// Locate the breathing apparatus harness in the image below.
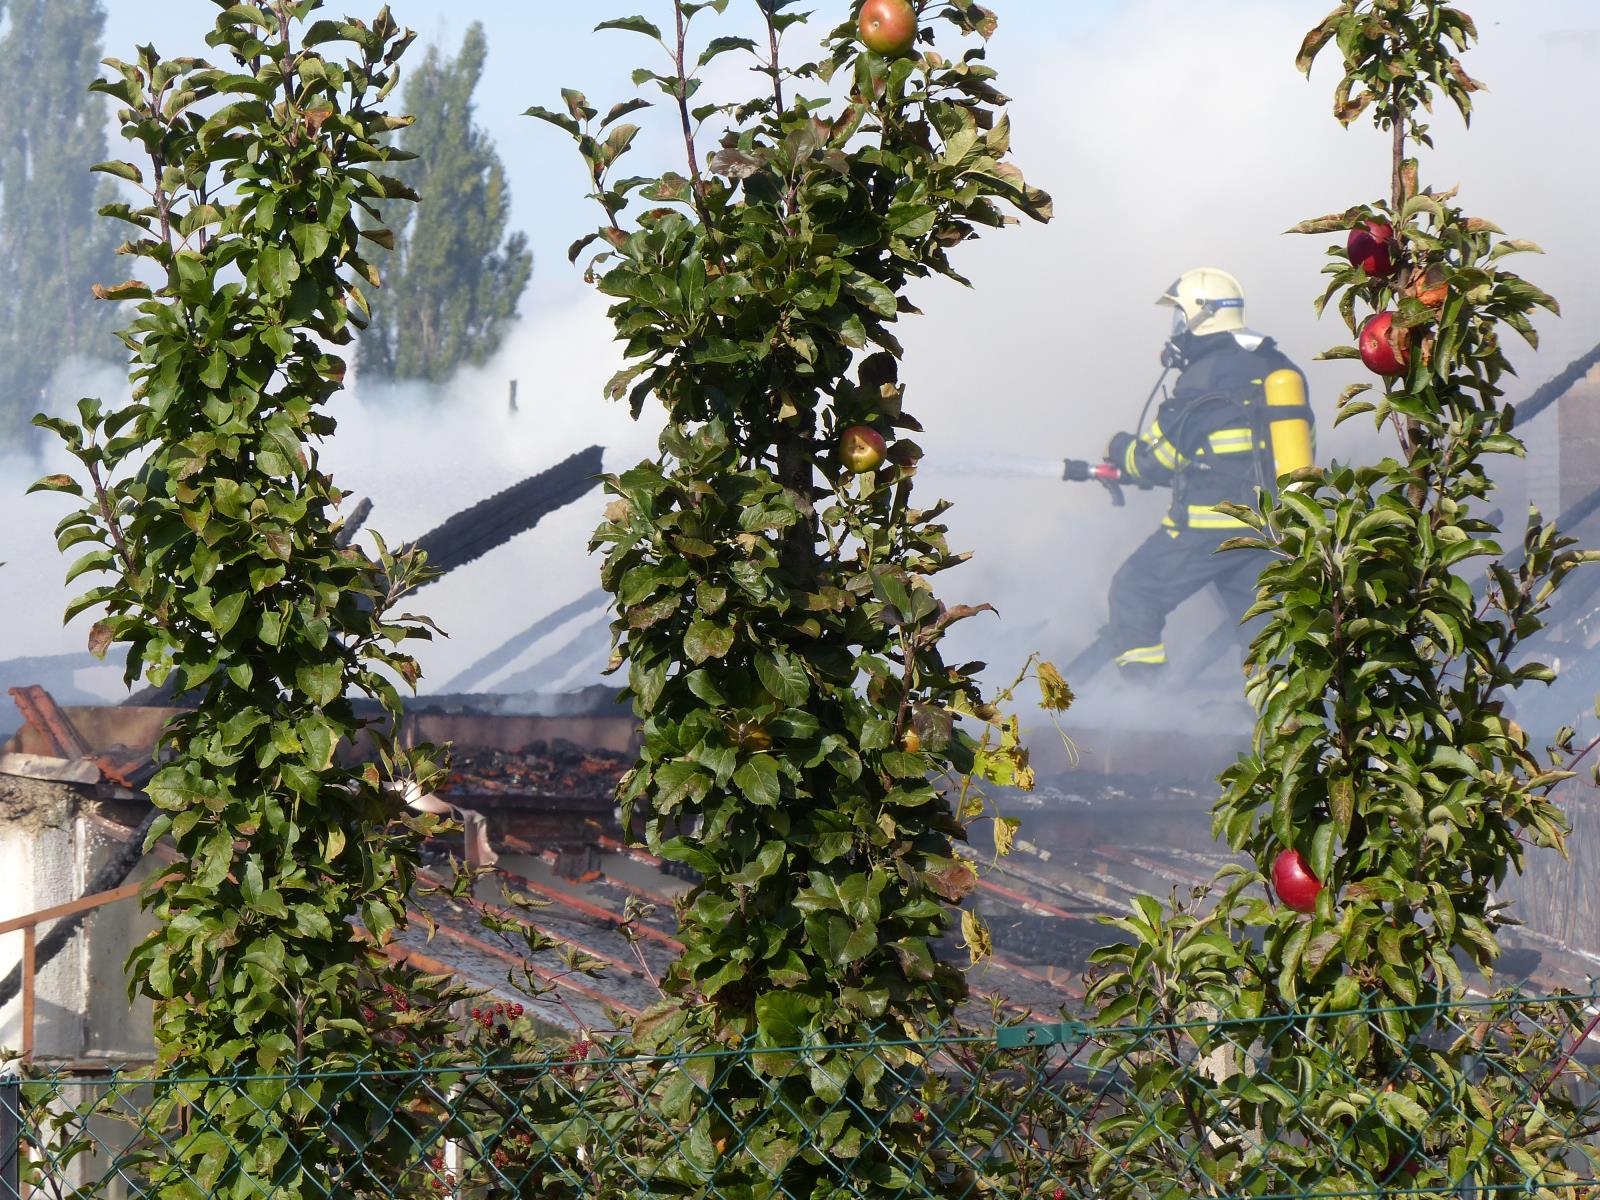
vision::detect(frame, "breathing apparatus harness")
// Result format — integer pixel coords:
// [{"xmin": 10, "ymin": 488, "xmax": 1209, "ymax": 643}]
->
[
  {"xmin": 1063, "ymin": 304, "xmax": 1314, "ymax": 517},
  {"xmin": 1134, "ymin": 332, "xmax": 1315, "ymax": 531}
]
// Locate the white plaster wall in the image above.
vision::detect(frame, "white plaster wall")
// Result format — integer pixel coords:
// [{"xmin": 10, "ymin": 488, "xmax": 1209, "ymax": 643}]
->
[{"xmin": 0, "ymin": 789, "xmax": 88, "ymax": 1060}]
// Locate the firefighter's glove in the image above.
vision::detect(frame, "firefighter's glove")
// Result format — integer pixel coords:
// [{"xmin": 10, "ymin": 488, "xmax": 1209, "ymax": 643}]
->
[{"xmin": 1105, "ymin": 432, "xmax": 1135, "ymax": 468}]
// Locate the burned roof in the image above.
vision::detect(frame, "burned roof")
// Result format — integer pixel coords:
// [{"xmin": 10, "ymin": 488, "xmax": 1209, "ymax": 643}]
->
[{"xmin": 6, "ymin": 684, "xmax": 1599, "ymax": 1040}]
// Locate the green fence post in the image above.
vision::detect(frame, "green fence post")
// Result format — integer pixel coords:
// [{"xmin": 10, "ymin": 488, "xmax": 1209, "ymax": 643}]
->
[{"xmin": 0, "ymin": 1077, "xmax": 19, "ymax": 1199}]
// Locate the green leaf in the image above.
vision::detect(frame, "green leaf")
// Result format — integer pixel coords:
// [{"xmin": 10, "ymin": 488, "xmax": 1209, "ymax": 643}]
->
[
  {"xmin": 595, "ymin": 16, "xmax": 663, "ymax": 39},
  {"xmin": 294, "ymin": 661, "xmax": 342, "ymax": 707},
  {"xmin": 756, "ymin": 652, "xmax": 809, "ymax": 705},
  {"xmin": 733, "ymin": 756, "xmax": 781, "ymax": 807},
  {"xmin": 90, "ymin": 159, "xmax": 143, "ymax": 183},
  {"xmin": 726, "ymin": 839, "xmax": 785, "ymax": 885},
  {"xmin": 698, "ymin": 35, "xmax": 756, "ymax": 69},
  {"xmin": 523, "ymin": 104, "xmax": 581, "ymax": 136},
  {"xmin": 64, "ymin": 548, "xmax": 114, "ymax": 584},
  {"xmin": 654, "ymin": 761, "xmax": 709, "ymax": 813},
  {"xmin": 754, "ymin": 990, "xmax": 816, "ymax": 1047},
  {"xmin": 684, "ymin": 617, "xmax": 735, "ymax": 663}
]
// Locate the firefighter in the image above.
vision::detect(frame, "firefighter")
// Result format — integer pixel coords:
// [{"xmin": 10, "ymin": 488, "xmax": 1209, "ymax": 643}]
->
[{"xmin": 1090, "ymin": 268, "xmax": 1313, "ymax": 681}]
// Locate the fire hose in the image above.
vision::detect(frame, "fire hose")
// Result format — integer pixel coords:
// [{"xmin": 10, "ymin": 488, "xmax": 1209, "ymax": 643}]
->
[{"xmin": 1062, "ymin": 459, "xmax": 1154, "ymax": 507}]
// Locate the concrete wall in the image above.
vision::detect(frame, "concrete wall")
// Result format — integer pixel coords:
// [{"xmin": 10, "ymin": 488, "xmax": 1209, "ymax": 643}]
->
[
  {"xmin": 0, "ymin": 775, "xmax": 88, "ymax": 1059},
  {"xmin": 80, "ymin": 820, "xmax": 157, "ymax": 1061},
  {"xmin": 0, "ymin": 777, "xmax": 153, "ymax": 1063}
]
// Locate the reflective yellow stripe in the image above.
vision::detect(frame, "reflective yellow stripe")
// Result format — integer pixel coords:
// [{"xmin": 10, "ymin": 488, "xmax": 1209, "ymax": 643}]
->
[
  {"xmin": 1116, "ymin": 644, "xmax": 1168, "ymax": 667},
  {"xmin": 1185, "ymin": 504, "xmax": 1250, "ymax": 529},
  {"xmin": 1206, "ymin": 427, "xmax": 1258, "ymax": 454},
  {"xmin": 1142, "ymin": 421, "xmax": 1183, "ymax": 470},
  {"xmin": 1163, "ymin": 504, "xmax": 1251, "ymax": 531}
]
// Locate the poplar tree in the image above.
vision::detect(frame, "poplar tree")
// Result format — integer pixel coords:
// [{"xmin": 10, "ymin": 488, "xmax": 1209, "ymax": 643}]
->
[
  {"xmin": 357, "ymin": 21, "xmax": 532, "ymax": 384},
  {"xmin": 0, "ymin": 0, "xmax": 121, "ymax": 439}
]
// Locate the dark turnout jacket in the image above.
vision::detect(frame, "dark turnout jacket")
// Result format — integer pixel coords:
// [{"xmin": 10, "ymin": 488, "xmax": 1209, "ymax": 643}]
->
[{"xmin": 1117, "ymin": 331, "xmax": 1309, "ymax": 533}]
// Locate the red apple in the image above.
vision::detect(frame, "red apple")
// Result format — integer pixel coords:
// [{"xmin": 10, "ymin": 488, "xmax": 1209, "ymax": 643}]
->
[
  {"xmin": 1358, "ymin": 312, "xmax": 1410, "ymax": 377},
  {"xmin": 1347, "ymin": 220, "xmax": 1398, "ymax": 278},
  {"xmin": 1384, "ymin": 1151, "xmax": 1423, "ymax": 1180},
  {"xmin": 737, "ymin": 724, "xmax": 773, "ymax": 753},
  {"xmin": 1271, "ymin": 849, "xmax": 1323, "ymax": 913},
  {"xmin": 858, "ymin": 0, "xmax": 918, "ymax": 57},
  {"xmin": 839, "ymin": 425, "xmax": 887, "ymax": 473}
]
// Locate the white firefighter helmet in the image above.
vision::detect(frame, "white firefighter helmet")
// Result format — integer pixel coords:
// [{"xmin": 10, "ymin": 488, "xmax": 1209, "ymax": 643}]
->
[{"xmin": 1157, "ymin": 268, "xmax": 1247, "ymax": 338}]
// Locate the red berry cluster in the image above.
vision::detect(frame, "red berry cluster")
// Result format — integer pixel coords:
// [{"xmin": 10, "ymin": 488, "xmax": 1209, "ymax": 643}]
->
[
  {"xmin": 489, "ymin": 1130, "xmax": 540, "ymax": 1171},
  {"xmin": 381, "ymin": 982, "xmax": 413, "ymax": 1014},
  {"xmin": 469, "ymin": 1000, "xmax": 525, "ymax": 1041},
  {"xmin": 360, "ymin": 985, "xmax": 416, "ymax": 1024},
  {"xmin": 426, "ymin": 1151, "xmax": 456, "ymax": 1193},
  {"xmin": 557, "ymin": 1038, "xmax": 594, "ymax": 1076}
]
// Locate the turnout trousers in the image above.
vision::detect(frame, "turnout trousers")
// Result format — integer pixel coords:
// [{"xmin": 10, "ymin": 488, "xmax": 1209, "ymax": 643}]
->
[{"xmin": 1104, "ymin": 528, "xmax": 1263, "ymax": 671}]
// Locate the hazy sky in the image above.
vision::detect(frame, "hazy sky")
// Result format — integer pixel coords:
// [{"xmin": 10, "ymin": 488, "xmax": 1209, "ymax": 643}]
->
[
  {"xmin": 95, "ymin": 1, "xmax": 1598, "ymax": 323},
  {"xmin": 98, "ymin": 1, "xmax": 1129, "ymax": 285},
  {"xmin": 7, "ymin": 1, "xmax": 1599, "ymax": 721}
]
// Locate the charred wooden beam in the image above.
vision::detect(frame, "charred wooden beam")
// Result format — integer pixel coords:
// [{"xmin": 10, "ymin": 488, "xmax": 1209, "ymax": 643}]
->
[{"xmin": 1513, "ymin": 339, "xmax": 1600, "ymax": 429}]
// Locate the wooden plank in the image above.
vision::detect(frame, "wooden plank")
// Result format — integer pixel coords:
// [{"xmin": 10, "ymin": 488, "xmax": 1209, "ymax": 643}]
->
[
  {"xmin": 0, "ymin": 753, "xmax": 100, "ymax": 786},
  {"xmin": 0, "ymin": 880, "xmax": 144, "ymax": 938}
]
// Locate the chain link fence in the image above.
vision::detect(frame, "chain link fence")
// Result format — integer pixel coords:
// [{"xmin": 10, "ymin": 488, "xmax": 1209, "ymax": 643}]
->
[{"xmin": 7, "ymin": 991, "xmax": 1599, "ymax": 1199}]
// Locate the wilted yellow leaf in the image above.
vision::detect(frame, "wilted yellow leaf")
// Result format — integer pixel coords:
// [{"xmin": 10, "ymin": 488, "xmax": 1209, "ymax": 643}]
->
[
  {"xmin": 1036, "ymin": 660, "xmax": 1075, "ymax": 713},
  {"xmin": 993, "ymin": 816, "xmax": 1020, "ymax": 859},
  {"xmin": 960, "ymin": 909, "xmax": 992, "ymax": 964}
]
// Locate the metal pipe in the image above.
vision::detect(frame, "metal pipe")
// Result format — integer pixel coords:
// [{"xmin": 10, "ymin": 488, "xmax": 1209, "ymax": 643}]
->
[{"xmin": 20, "ymin": 931, "xmax": 34, "ymax": 1063}]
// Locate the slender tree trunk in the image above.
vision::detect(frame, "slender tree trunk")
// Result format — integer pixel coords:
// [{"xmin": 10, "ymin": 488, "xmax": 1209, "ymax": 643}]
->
[{"xmin": 776, "ymin": 401, "xmax": 818, "ymax": 587}]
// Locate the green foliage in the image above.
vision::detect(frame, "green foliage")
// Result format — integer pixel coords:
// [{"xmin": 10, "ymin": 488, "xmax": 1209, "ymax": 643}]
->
[
  {"xmin": 0, "ymin": 0, "xmax": 123, "ymax": 441},
  {"xmin": 532, "ymin": 0, "xmax": 1049, "ymax": 1191},
  {"xmin": 357, "ymin": 21, "xmax": 533, "ymax": 384},
  {"xmin": 1216, "ymin": 0, "xmax": 1583, "ymax": 1005},
  {"xmin": 1298, "ymin": 0, "xmax": 1483, "ymax": 133},
  {"xmin": 32, "ymin": 2, "xmax": 460, "ymax": 1193},
  {"xmin": 1085, "ymin": 2, "xmax": 1598, "ymax": 1194}
]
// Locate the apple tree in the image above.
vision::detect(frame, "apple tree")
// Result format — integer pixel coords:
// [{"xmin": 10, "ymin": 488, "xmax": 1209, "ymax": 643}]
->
[
  {"xmin": 31, "ymin": 2, "xmax": 460, "ymax": 1194},
  {"xmin": 1084, "ymin": 3, "xmax": 1599, "ymax": 1195},
  {"xmin": 530, "ymin": 0, "xmax": 1052, "ymax": 1190}
]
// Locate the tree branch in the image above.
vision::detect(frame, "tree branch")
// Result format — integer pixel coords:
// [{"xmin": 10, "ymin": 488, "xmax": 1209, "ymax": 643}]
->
[
  {"xmin": 764, "ymin": 3, "xmax": 784, "ymax": 114},
  {"xmin": 673, "ymin": 1, "xmax": 713, "ymax": 231}
]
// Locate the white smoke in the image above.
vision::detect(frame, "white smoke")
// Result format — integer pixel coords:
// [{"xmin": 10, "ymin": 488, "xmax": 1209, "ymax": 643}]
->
[
  {"xmin": 321, "ymin": 280, "xmax": 650, "ymax": 692},
  {"xmin": 887, "ymin": 1, "xmax": 1600, "ymax": 726}
]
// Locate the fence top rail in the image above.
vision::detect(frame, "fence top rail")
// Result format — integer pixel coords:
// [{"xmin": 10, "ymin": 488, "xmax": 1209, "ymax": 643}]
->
[
  {"xmin": 1080, "ymin": 986, "xmax": 1600, "ymax": 1040},
  {"xmin": 10, "ymin": 989, "xmax": 1598, "ymax": 1089}
]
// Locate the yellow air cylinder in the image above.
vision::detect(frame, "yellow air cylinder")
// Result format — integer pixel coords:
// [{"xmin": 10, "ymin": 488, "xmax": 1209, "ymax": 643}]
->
[{"xmin": 1264, "ymin": 369, "xmax": 1313, "ymax": 478}]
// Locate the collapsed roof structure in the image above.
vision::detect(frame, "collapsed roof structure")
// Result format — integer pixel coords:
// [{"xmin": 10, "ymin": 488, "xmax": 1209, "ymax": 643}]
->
[{"xmin": 3, "ymin": 680, "xmax": 1595, "ymax": 1062}]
